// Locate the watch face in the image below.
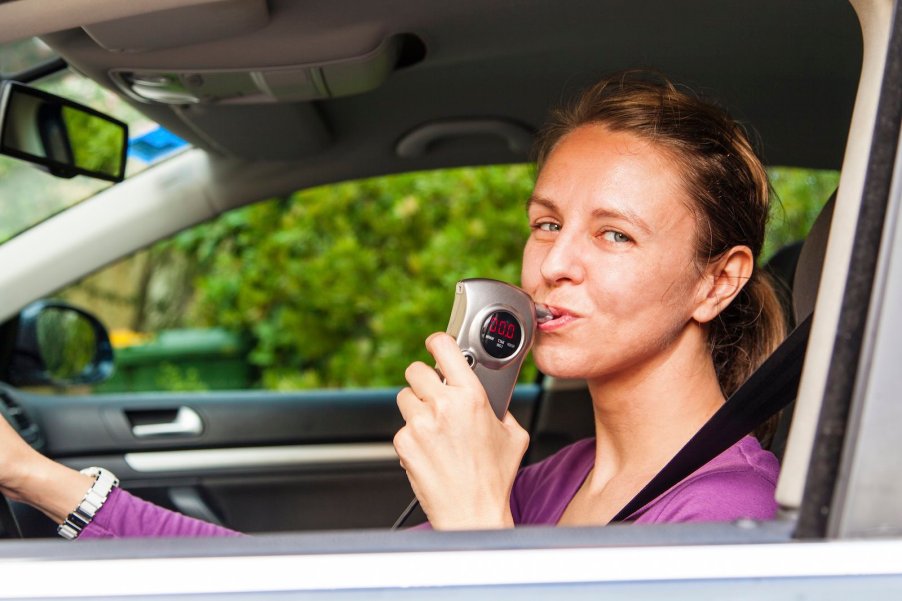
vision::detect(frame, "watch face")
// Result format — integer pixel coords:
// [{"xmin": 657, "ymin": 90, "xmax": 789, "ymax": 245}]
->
[{"xmin": 480, "ymin": 310, "xmax": 522, "ymax": 359}]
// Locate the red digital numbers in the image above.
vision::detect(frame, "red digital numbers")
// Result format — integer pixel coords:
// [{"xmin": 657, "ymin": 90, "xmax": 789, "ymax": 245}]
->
[{"xmin": 488, "ymin": 315, "xmax": 516, "ymax": 340}]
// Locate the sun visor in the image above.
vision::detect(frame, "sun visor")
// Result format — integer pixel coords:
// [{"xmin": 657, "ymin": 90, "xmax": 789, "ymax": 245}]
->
[
  {"xmin": 82, "ymin": 0, "xmax": 270, "ymax": 53},
  {"xmin": 174, "ymin": 102, "xmax": 331, "ymax": 161}
]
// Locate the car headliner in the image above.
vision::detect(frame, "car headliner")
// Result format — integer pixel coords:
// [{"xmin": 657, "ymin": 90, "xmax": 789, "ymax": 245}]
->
[{"xmin": 7, "ymin": 0, "xmax": 862, "ymax": 194}]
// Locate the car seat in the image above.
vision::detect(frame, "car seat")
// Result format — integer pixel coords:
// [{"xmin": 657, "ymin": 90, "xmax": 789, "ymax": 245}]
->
[{"xmin": 767, "ymin": 191, "xmax": 836, "ymax": 460}]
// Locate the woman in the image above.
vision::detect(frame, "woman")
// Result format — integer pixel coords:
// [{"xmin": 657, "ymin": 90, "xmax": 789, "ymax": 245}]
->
[
  {"xmin": 0, "ymin": 71, "xmax": 784, "ymax": 537},
  {"xmin": 394, "ymin": 71, "xmax": 784, "ymax": 529}
]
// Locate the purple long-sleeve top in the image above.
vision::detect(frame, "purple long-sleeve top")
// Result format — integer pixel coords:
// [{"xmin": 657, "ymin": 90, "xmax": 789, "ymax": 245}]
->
[{"xmin": 80, "ymin": 435, "xmax": 778, "ymax": 538}]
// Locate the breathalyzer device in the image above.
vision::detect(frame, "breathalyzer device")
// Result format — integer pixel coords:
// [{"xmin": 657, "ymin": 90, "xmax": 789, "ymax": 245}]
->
[{"xmin": 443, "ymin": 278, "xmax": 549, "ymax": 418}]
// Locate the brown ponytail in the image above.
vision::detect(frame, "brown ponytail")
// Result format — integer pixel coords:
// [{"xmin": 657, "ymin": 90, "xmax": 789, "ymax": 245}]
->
[{"xmin": 535, "ymin": 70, "xmax": 787, "ymax": 444}]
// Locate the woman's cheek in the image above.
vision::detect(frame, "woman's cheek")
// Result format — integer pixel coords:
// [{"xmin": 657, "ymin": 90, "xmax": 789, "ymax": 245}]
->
[
  {"xmin": 589, "ymin": 265, "xmax": 639, "ymax": 315},
  {"xmin": 520, "ymin": 242, "xmax": 543, "ymax": 292}
]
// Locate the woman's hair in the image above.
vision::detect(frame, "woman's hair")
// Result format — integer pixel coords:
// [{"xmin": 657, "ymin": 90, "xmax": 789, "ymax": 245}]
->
[{"xmin": 535, "ymin": 70, "xmax": 787, "ymax": 443}]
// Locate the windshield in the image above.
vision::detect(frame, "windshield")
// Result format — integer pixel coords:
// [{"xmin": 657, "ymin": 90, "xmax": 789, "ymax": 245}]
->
[
  {"xmin": 0, "ymin": 37, "xmax": 58, "ymax": 77},
  {"xmin": 0, "ymin": 40, "xmax": 185, "ymax": 243}
]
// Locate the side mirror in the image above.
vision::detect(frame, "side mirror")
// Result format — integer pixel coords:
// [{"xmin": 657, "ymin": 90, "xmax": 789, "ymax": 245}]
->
[
  {"xmin": 7, "ymin": 300, "xmax": 114, "ymax": 387},
  {"xmin": 0, "ymin": 81, "xmax": 128, "ymax": 182}
]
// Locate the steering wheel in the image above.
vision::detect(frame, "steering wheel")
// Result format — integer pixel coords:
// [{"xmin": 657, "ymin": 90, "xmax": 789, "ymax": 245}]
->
[
  {"xmin": 0, "ymin": 494, "xmax": 22, "ymax": 538},
  {"xmin": 0, "ymin": 400, "xmax": 25, "ymax": 539}
]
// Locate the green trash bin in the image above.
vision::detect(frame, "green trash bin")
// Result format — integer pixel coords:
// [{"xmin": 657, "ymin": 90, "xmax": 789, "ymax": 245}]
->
[{"xmin": 98, "ymin": 328, "xmax": 252, "ymax": 393}]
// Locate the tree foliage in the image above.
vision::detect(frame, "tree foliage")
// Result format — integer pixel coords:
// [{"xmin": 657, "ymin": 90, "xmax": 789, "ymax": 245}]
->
[
  {"xmin": 166, "ymin": 165, "xmax": 536, "ymax": 389},
  {"xmin": 765, "ymin": 167, "xmax": 840, "ymax": 261}
]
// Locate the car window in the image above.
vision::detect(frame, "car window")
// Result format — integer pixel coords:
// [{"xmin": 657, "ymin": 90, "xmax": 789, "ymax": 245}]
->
[
  {"xmin": 40, "ymin": 164, "xmax": 838, "ymax": 395},
  {"xmin": 0, "ymin": 61, "xmax": 185, "ymax": 243},
  {"xmin": 54, "ymin": 165, "xmax": 535, "ymax": 393}
]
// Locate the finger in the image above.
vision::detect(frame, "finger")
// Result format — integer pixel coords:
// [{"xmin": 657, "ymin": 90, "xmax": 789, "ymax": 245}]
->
[
  {"xmin": 426, "ymin": 332, "xmax": 480, "ymax": 388},
  {"xmin": 396, "ymin": 386, "xmax": 426, "ymax": 422},
  {"xmin": 501, "ymin": 411, "xmax": 521, "ymax": 429},
  {"xmin": 502, "ymin": 411, "xmax": 530, "ymax": 451},
  {"xmin": 404, "ymin": 360, "xmax": 446, "ymax": 401},
  {"xmin": 501, "ymin": 410, "xmax": 528, "ymax": 435}
]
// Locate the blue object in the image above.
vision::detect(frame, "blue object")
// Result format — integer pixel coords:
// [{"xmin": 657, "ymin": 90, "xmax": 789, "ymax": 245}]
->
[{"xmin": 128, "ymin": 127, "xmax": 188, "ymax": 163}]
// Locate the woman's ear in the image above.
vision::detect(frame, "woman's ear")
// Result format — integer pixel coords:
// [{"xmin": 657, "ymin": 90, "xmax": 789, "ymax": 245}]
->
[{"xmin": 692, "ymin": 245, "xmax": 754, "ymax": 324}]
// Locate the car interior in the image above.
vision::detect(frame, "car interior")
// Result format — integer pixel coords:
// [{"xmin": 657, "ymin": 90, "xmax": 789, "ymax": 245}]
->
[{"xmin": 0, "ymin": 0, "xmax": 898, "ymax": 568}]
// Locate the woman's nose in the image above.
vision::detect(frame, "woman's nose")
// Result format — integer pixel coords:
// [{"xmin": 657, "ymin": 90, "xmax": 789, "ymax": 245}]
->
[{"xmin": 540, "ymin": 231, "xmax": 586, "ymax": 285}]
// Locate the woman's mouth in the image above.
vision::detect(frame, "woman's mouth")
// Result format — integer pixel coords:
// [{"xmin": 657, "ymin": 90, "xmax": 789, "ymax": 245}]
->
[{"xmin": 535, "ymin": 304, "xmax": 579, "ymax": 331}]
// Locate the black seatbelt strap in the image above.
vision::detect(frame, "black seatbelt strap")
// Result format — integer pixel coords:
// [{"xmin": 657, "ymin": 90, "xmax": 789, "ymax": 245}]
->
[{"xmin": 610, "ymin": 314, "xmax": 813, "ymax": 522}]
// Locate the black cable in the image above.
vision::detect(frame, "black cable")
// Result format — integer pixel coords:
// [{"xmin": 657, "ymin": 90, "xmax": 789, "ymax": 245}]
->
[{"xmin": 391, "ymin": 497, "xmax": 420, "ymax": 530}]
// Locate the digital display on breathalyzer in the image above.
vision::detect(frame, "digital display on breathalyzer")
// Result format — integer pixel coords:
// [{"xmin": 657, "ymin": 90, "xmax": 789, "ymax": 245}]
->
[{"xmin": 480, "ymin": 310, "xmax": 523, "ymax": 359}]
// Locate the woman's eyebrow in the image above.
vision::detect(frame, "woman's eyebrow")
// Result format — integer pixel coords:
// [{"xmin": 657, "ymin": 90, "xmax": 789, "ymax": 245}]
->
[{"xmin": 525, "ymin": 195, "xmax": 555, "ymax": 211}]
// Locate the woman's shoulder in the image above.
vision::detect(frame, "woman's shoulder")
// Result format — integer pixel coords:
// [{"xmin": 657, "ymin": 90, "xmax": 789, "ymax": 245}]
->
[
  {"xmin": 690, "ymin": 435, "xmax": 780, "ymax": 484},
  {"xmin": 631, "ymin": 436, "xmax": 780, "ymax": 524}
]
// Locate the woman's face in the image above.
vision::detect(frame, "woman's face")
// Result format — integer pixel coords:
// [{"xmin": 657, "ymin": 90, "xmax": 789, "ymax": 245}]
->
[{"xmin": 522, "ymin": 125, "xmax": 707, "ymax": 382}]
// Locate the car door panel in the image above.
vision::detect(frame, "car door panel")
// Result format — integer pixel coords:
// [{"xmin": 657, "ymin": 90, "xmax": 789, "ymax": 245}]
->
[{"xmin": 9, "ymin": 384, "xmax": 541, "ymax": 535}]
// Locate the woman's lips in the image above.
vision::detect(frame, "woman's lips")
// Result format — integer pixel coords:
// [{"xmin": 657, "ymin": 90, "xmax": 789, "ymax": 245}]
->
[{"xmin": 536, "ymin": 304, "xmax": 579, "ymax": 332}]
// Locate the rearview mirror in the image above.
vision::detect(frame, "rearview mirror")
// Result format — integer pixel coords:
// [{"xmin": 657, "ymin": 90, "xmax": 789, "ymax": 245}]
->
[
  {"xmin": 0, "ymin": 81, "xmax": 128, "ymax": 182},
  {"xmin": 7, "ymin": 300, "xmax": 114, "ymax": 387}
]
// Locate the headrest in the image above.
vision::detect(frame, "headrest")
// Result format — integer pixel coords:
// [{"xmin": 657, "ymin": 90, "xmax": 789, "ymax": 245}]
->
[{"xmin": 792, "ymin": 191, "xmax": 836, "ymax": 323}]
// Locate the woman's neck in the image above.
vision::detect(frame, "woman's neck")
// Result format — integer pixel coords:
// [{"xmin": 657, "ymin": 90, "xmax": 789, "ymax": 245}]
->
[{"xmin": 585, "ymin": 325, "xmax": 725, "ymax": 487}]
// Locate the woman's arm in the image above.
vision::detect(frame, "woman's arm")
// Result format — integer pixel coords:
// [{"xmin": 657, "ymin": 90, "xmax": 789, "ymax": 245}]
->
[
  {"xmin": 1, "ymin": 415, "xmax": 239, "ymax": 538},
  {"xmin": 81, "ymin": 487, "xmax": 240, "ymax": 538}
]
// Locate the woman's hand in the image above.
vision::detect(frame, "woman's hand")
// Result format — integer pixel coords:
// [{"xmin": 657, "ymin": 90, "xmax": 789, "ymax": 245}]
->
[
  {"xmin": 0, "ymin": 415, "xmax": 93, "ymax": 523},
  {"xmin": 393, "ymin": 332, "xmax": 529, "ymax": 530}
]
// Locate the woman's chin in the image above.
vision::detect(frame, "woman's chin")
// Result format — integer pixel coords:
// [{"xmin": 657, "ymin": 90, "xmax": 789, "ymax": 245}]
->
[{"xmin": 533, "ymin": 352, "xmax": 591, "ymax": 381}]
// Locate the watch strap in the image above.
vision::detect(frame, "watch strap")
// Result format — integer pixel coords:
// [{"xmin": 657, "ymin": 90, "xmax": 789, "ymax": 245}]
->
[{"xmin": 57, "ymin": 467, "xmax": 119, "ymax": 540}]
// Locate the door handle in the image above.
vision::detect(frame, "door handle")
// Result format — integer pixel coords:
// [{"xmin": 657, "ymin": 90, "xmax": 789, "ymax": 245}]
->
[{"xmin": 130, "ymin": 407, "xmax": 204, "ymax": 438}]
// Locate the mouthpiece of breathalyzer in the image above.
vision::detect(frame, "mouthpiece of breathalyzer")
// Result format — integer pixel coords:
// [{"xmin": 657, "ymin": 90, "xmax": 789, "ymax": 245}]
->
[{"xmin": 535, "ymin": 303, "xmax": 553, "ymax": 324}]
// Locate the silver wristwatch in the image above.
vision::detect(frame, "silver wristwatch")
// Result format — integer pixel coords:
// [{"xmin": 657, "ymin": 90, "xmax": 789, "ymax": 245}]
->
[{"xmin": 57, "ymin": 467, "xmax": 119, "ymax": 540}]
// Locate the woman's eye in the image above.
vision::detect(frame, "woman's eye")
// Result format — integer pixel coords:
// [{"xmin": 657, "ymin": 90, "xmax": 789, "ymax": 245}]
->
[
  {"xmin": 601, "ymin": 230, "xmax": 631, "ymax": 243},
  {"xmin": 532, "ymin": 221, "xmax": 561, "ymax": 233}
]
